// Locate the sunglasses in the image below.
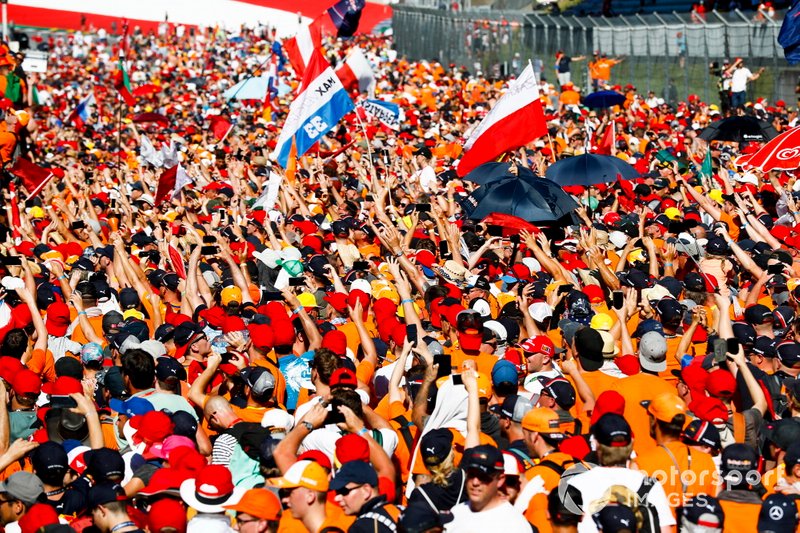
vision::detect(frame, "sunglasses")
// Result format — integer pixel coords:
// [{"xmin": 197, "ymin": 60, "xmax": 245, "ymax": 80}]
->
[{"xmin": 335, "ymin": 484, "xmax": 364, "ymax": 496}]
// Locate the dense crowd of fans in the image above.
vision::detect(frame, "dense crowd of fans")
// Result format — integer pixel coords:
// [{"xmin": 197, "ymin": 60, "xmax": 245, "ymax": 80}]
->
[{"xmin": 0, "ymin": 15, "xmax": 795, "ymax": 533}]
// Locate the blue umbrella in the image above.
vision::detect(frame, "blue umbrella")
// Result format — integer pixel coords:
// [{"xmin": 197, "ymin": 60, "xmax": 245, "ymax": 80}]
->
[
  {"xmin": 465, "ymin": 176, "xmax": 578, "ymax": 222},
  {"xmin": 223, "ymin": 75, "xmax": 273, "ymax": 100},
  {"xmin": 545, "ymin": 153, "xmax": 639, "ymax": 186},
  {"xmin": 462, "ymin": 161, "xmax": 540, "ymax": 186},
  {"xmin": 584, "ymin": 90, "xmax": 626, "ymax": 109}
]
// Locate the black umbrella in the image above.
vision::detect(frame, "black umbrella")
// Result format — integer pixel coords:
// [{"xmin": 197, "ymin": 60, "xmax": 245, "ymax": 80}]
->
[
  {"xmin": 699, "ymin": 115, "xmax": 778, "ymax": 143},
  {"xmin": 465, "ymin": 176, "xmax": 578, "ymax": 222},
  {"xmin": 545, "ymin": 153, "xmax": 639, "ymax": 186},
  {"xmin": 462, "ymin": 161, "xmax": 541, "ymax": 186},
  {"xmin": 584, "ymin": 90, "xmax": 626, "ymax": 109}
]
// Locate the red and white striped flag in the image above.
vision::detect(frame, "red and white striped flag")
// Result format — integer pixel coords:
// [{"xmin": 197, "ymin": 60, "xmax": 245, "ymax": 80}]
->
[
  {"xmin": 336, "ymin": 47, "xmax": 375, "ymax": 95},
  {"xmin": 284, "ymin": 18, "xmax": 323, "ymax": 75},
  {"xmin": 456, "ymin": 62, "xmax": 547, "ymax": 177}
]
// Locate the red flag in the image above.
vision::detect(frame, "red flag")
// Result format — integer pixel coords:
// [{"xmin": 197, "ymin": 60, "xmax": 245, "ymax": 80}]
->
[
  {"xmin": 168, "ymin": 244, "xmax": 187, "ymax": 279},
  {"xmin": 155, "ymin": 165, "xmax": 177, "ymax": 206},
  {"xmin": 209, "ymin": 116, "xmax": 232, "ymax": 141},
  {"xmin": 8, "ymin": 182, "xmax": 19, "ymax": 238},
  {"xmin": 8, "ymin": 158, "xmax": 54, "ymax": 200},
  {"xmin": 113, "ymin": 58, "xmax": 136, "ymax": 107},
  {"xmin": 597, "ymin": 124, "xmax": 614, "ymax": 155},
  {"xmin": 456, "ymin": 63, "xmax": 546, "ymax": 177},
  {"xmin": 284, "ymin": 17, "xmax": 323, "ymax": 74}
]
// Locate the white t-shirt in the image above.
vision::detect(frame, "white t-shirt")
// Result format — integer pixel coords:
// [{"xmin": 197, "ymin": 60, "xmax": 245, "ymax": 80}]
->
[
  {"xmin": 567, "ymin": 466, "xmax": 676, "ymax": 533},
  {"xmin": 731, "ymin": 67, "xmax": 753, "ymax": 93},
  {"xmin": 446, "ymin": 501, "xmax": 532, "ymax": 532},
  {"xmin": 414, "ymin": 165, "xmax": 437, "ymax": 193}
]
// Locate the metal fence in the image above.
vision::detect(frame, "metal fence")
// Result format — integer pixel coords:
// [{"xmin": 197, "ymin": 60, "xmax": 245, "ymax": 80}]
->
[{"xmin": 393, "ymin": 6, "xmax": 797, "ymax": 105}]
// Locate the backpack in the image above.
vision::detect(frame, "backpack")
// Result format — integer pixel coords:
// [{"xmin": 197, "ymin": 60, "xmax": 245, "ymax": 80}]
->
[
  {"xmin": 224, "ymin": 422, "xmax": 269, "ymax": 489},
  {"xmin": 636, "ymin": 477, "xmax": 662, "ymax": 533}
]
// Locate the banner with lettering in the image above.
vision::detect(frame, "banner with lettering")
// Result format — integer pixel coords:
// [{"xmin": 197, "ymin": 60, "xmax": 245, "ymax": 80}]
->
[{"xmin": 360, "ymin": 99, "xmax": 401, "ymax": 130}]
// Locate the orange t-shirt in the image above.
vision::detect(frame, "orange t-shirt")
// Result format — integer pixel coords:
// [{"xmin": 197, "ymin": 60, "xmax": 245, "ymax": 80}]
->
[
  {"xmin": 27, "ymin": 348, "xmax": 56, "ymax": 382},
  {"xmin": 448, "ymin": 348, "xmax": 498, "ymax": 376},
  {"xmin": 276, "ymin": 500, "xmax": 354, "ymax": 532},
  {"xmin": 718, "ymin": 498, "xmax": 760, "ymax": 533},
  {"xmin": 374, "ymin": 397, "xmax": 416, "ymax": 482},
  {"xmin": 69, "ymin": 312, "xmax": 104, "ymax": 345},
  {"xmin": 253, "ymin": 356, "xmax": 288, "ymax": 407},
  {"xmin": 609, "ymin": 373, "xmax": 675, "ymax": 456},
  {"xmin": 636, "ymin": 441, "xmax": 718, "ymax": 512}
]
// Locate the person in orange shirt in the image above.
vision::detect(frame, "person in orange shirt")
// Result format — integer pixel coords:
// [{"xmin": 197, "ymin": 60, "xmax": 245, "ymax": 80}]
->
[
  {"xmin": 68, "ymin": 281, "xmax": 105, "ymax": 345},
  {"xmin": 270, "ymin": 460, "xmax": 354, "ymax": 533},
  {"xmin": 589, "ymin": 52, "xmax": 623, "ymax": 91},
  {"xmin": 717, "ymin": 444, "xmax": 764, "ymax": 533},
  {"xmin": 448, "ymin": 310, "xmax": 499, "ymax": 376},
  {"xmin": 636, "ymin": 393, "xmax": 718, "ymax": 512}
]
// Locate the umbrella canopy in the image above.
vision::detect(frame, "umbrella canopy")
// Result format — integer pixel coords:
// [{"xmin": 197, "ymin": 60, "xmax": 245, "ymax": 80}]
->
[
  {"xmin": 583, "ymin": 90, "xmax": 626, "ymax": 109},
  {"xmin": 480, "ymin": 213, "xmax": 540, "ymax": 236},
  {"xmin": 132, "ymin": 112, "xmax": 170, "ymax": 127},
  {"xmin": 545, "ymin": 153, "xmax": 639, "ymax": 186},
  {"xmin": 735, "ymin": 126, "xmax": 800, "ymax": 171},
  {"xmin": 462, "ymin": 161, "xmax": 541, "ymax": 186},
  {"xmin": 223, "ymin": 76, "xmax": 273, "ymax": 101},
  {"xmin": 133, "ymin": 84, "xmax": 161, "ymax": 97},
  {"xmin": 699, "ymin": 115, "xmax": 778, "ymax": 143},
  {"xmin": 466, "ymin": 176, "xmax": 578, "ymax": 222}
]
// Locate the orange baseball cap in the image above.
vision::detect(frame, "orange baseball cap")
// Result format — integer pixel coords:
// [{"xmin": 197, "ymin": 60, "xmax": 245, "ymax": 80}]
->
[
  {"xmin": 521, "ymin": 407, "xmax": 565, "ymax": 439},
  {"xmin": 223, "ymin": 488, "xmax": 281, "ymax": 520},
  {"xmin": 476, "ymin": 372, "xmax": 492, "ymax": 400},
  {"xmin": 643, "ymin": 392, "xmax": 687, "ymax": 423},
  {"xmin": 268, "ymin": 460, "xmax": 329, "ymax": 492}
]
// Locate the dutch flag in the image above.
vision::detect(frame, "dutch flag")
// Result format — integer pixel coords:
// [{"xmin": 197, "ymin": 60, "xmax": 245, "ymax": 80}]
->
[{"xmin": 271, "ymin": 50, "xmax": 354, "ymax": 169}]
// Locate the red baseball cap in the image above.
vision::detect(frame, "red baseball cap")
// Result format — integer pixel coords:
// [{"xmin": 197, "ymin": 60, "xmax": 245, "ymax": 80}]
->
[
  {"xmin": 42, "ymin": 376, "xmax": 82, "ymax": 396},
  {"xmin": 335, "ymin": 434, "xmax": 370, "ymax": 464},
  {"xmin": 0, "ymin": 356, "xmax": 23, "ymax": 385},
  {"xmin": 689, "ymin": 396, "xmax": 729, "ymax": 424},
  {"xmin": 614, "ymin": 354, "xmax": 640, "ymax": 376},
  {"xmin": 297, "ymin": 450, "xmax": 333, "ymax": 470},
  {"xmin": 414, "ymin": 249, "xmax": 436, "ymax": 269},
  {"xmin": 12, "ymin": 369, "xmax": 41, "ymax": 396},
  {"xmin": 519, "ymin": 335, "xmax": 555, "ymax": 357},
  {"xmin": 45, "ymin": 302, "xmax": 71, "ymax": 337},
  {"xmin": 582, "ymin": 284, "xmax": 604, "ymax": 304},
  {"xmin": 590, "ymin": 390, "xmax": 626, "ymax": 425},
  {"xmin": 19, "ymin": 503, "xmax": 58, "ymax": 533},
  {"xmin": 706, "ymin": 369, "xmax": 736, "ymax": 399},
  {"xmin": 330, "ymin": 368, "xmax": 358, "ymax": 389},
  {"xmin": 458, "ymin": 329, "xmax": 483, "ymax": 352},
  {"xmin": 130, "ymin": 410, "xmax": 174, "ymax": 444},
  {"xmin": 372, "ymin": 298, "xmax": 398, "ymax": 319},
  {"xmin": 323, "ymin": 292, "xmax": 349, "ymax": 314},
  {"xmin": 321, "ymin": 330, "xmax": 347, "ymax": 356},
  {"xmin": 271, "ymin": 319, "xmax": 296, "ymax": 346},
  {"xmin": 247, "ymin": 323, "xmax": 274, "ymax": 350}
]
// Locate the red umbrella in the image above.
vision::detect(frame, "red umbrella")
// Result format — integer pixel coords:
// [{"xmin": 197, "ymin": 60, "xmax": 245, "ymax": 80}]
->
[
  {"xmin": 737, "ymin": 126, "xmax": 800, "ymax": 171},
  {"xmin": 133, "ymin": 84, "xmax": 162, "ymax": 97},
  {"xmin": 132, "ymin": 112, "xmax": 170, "ymax": 127},
  {"xmin": 481, "ymin": 213, "xmax": 540, "ymax": 237}
]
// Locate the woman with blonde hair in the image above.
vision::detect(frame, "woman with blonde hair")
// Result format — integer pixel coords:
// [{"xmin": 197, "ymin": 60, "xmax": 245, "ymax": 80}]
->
[{"xmin": 406, "ymin": 428, "xmax": 467, "ymax": 512}]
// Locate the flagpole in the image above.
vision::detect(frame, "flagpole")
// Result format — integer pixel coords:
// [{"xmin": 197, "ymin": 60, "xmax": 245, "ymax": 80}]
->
[
  {"xmin": 354, "ymin": 109, "xmax": 376, "ymax": 181},
  {"xmin": 116, "ymin": 94, "xmax": 123, "ymax": 170}
]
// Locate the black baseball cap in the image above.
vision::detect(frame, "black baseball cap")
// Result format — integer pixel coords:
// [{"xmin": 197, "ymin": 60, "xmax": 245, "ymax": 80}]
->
[
  {"xmin": 721, "ymin": 443, "xmax": 758, "ymax": 484},
  {"xmin": 31, "ymin": 442, "xmax": 68, "ymax": 478},
  {"xmin": 681, "ymin": 419, "xmax": 721, "ymax": 452},
  {"xmin": 85, "ymin": 448, "xmax": 125, "ymax": 481},
  {"xmin": 592, "ymin": 503, "xmax": 637, "ymax": 533},
  {"xmin": 753, "ymin": 336, "xmax": 778, "ymax": 358},
  {"xmin": 680, "ymin": 495, "xmax": 724, "ymax": 531},
  {"xmin": 574, "ymin": 328, "xmax": 604, "ymax": 371},
  {"xmin": 329, "ymin": 461, "xmax": 378, "ymax": 491},
  {"xmin": 460, "ymin": 445, "xmax": 504, "ymax": 475},
  {"xmin": 154, "ymin": 323, "xmax": 176, "ymax": 343},
  {"xmin": 763, "ymin": 418, "xmax": 800, "ymax": 451},
  {"xmin": 758, "ymin": 494, "xmax": 799, "ymax": 533},
  {"xmin": 155, "ymin": 357, "xmax": 187, "ymax": 382},
  {"xmin": 87, "ymin": 482, "xmax": 127, "ymax": 509},
  {"xmin": 420, "ymin": 428, "xmax": 454, "ymax": 466},
  {"xmin": 592, "ymin": 413, "xmax": 632, "ymax": 448},
  {"xmin": 778, "ymin": 343, "xmax": 800, "ymax": 368},
  {"xmin": 540, "ymin": 377, "xmax": 576, "ymax": 409},
  {"xmin": 744, "ymin": 304, "xmax": 773, "ymax": 325}
]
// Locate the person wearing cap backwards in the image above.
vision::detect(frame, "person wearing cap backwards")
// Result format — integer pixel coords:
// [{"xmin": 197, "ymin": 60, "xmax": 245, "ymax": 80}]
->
[
  {"xmin": 443, "ymin": 444, "xmax": 530, "ymax": 531},
  {"xmin": 716, "ymin": 443, "xmax": 763, "ymax": 533},
  {"xmin": 222, "ymin": 488, "xmax": 282, "ymax": 533},
  {"xmin": 566, "ymin": 413, "xmax": 675, "ymax": 533},
  {"xmin": 87, "ymin": 482, "xmax": 142, "ymax": 533},
  {"xmin": 636, "ymin": 393, "xmax": 718, "ymax": 512},
  {"xmin": 448, "ymin": 309, "xmax": 499, "ymax": 376},
  {"xmin": 269, "ymin": 460, "xmax": 353, "ymax": 532},
  {"xmin": 678, "ymin": 495, "xmax": 725, "ymax": 533}
]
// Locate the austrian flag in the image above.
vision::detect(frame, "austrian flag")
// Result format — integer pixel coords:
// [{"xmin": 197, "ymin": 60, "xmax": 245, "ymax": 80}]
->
[{"xmin": 456, "ymin": 62, "xmax": 547, "ymax": 176}]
